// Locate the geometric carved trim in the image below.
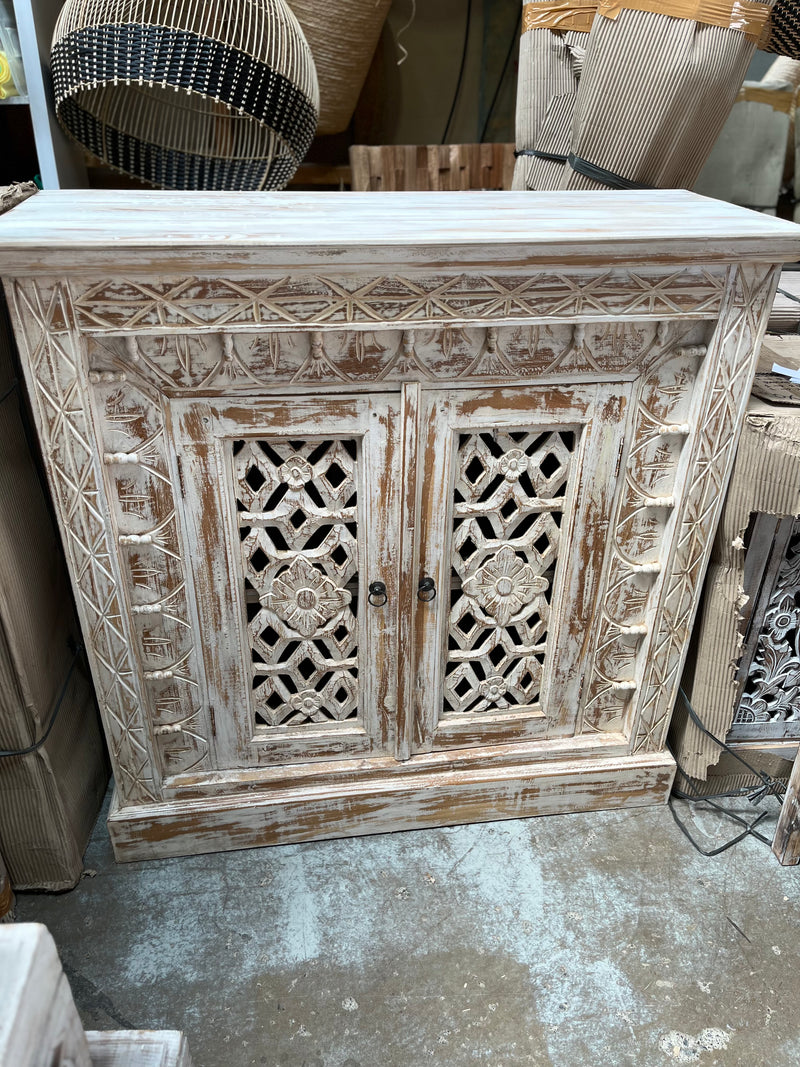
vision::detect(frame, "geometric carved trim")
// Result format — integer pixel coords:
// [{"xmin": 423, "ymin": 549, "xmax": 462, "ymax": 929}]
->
[
  {"xmin": 88, "ymin": 320, "xmax": 706, "ymax": 392},
  {"xmin": 90, "ymin": 373, "xmax": 209, "ymax": 777},
  {"xmin": 633, "ymin": 263, "xmax": 781, "ymax": 753},
  {"xmin": 70, "ymin": 267, "xmax": 727, "ymax": 332},
  {"xmin": 8, "ymin": 279, "xmax": 158, "ymax": 805}
]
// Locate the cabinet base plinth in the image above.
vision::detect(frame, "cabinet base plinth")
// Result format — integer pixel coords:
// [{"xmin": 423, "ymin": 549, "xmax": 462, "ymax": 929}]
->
[{"xmin": 108, "ymin": 751, "xmax": 676, "ymax": 861}]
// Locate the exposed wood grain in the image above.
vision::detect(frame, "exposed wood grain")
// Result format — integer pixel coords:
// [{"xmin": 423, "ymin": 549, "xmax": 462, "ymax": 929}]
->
[
  {"xmin": 108, "ymin": 751, "xmax": 676, "ymax": 861},
  {"xmin": 1, "ymin": 191, "xmax": 800, "ymax": 274},
  {"xmin": 349, "ymin": 144, "xmax": 515, "ymax": 192},
  {"xmin": 86, "ymin": 1031, "xmax": 193, "ymax": 1067},
  {"xmin": 395, "ymin": 381, "xmax": 421, "ymax": 761},
  {"xmin": 772, "ymin": 749, "xmax": 800, "ymax": 864}
]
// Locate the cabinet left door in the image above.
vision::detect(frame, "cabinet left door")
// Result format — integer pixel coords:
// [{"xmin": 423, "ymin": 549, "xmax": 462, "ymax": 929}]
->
[{"xmin": 170, "ymin": 391, "xmax": 401, "ymax": 769}]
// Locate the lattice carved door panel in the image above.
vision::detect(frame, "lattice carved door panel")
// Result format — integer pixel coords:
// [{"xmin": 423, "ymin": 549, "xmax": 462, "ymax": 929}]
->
[
  {"xmin": 171, "ymin": 393, "xmax": 400, "ymax": 768},
  {"xmin": 413, "ymin": 386, "xmax": 629, "ymax": 753}
]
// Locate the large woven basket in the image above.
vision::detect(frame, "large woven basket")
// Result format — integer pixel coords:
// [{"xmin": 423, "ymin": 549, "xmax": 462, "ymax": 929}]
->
[
  {"xmin": 287, "ymin": 0, "xmax": 391, "ymax": 135},
  {"xmin": 51, "ymin": 0, "xmax": 319, "ymax": 190}
]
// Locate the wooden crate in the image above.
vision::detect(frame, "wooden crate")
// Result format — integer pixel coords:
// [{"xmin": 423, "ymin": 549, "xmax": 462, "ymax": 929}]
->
[
  {"xmin": 0, "ymin": 924, "xmax": 92, "ymax": 1067},
  {"xmin": 349, "ymin": 143, "xmax": 515, "ymax": 191},
  {"xmin": 0, "ymin": 925, "xmax": 193, "ymax": 1066},
  {"xmin": 86, "ymin": 1032, "xmax": 193, "ymax": 1067}
]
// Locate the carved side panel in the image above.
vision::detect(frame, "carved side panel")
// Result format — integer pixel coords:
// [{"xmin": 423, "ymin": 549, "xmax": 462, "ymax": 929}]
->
[
  {"xmin": 736, "ymin": 519, "xmax": 800, "ymax": 731},
  {"xmin": 70, "ymin": 268, "xmax": 727, "ymax": 332},
  {"xmin": 7, "ymin": 280, "xmax": 157, "ymax": 805},
  {"xmin": 88, "ymin": 373, "xmax": 209, "ymax": 776},
  {"xmin": 88, "ymin": 320, "xmax": 699, "ymax": 389},
  {"xmin": 633, "ymin": 264, "xmax": 780, "ymax": 753},
  {"xmin": 580, "ymin": 346, "xmax": 705, "ymax": 735}
]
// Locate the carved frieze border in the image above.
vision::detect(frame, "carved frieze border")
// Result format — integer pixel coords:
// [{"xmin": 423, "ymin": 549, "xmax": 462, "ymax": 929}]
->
[
  {"xmin": 69, "ymin": 266, "xmax": 730, "ymax": 333},
  {"xmin": 87, "ymin": 320, "xmax": 712, "ymax": 393}
]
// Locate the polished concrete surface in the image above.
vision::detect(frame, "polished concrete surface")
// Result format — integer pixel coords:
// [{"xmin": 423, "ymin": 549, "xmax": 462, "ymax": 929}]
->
[{"xmin": 14, "ymin": 790, "xmax": 800, "ymax": 1067}]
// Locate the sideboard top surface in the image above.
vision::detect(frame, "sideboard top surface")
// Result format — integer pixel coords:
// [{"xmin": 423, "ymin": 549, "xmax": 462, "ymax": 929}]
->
[{"xmin": 1, "ymin": 190, "xmax": 799, "ymax": 274}]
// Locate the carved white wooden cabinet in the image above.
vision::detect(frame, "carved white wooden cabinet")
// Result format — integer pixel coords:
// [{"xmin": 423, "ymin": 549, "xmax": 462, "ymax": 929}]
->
[{"xmin": 2, "ymin": 190, "xmax": 798, "ymax": 860}]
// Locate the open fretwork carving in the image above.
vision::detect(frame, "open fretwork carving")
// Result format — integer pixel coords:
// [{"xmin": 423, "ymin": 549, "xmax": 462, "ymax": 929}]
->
[
  {"xmin": 445, "ymin": 429, "xmax": 577, "ymax": 718},
  {"xmin": 737, "ymin": 519, "xmax": 800, "ymax": 730},
  {"xmin": 234, "ymin": 438, "xmax": 361, "ymax": 729}
]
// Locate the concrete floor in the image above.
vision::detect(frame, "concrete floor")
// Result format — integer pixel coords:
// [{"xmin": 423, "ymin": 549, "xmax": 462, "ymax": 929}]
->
[{"xmin": 14, "ymin": 788, "xmax": 800, "ymax": 1067}]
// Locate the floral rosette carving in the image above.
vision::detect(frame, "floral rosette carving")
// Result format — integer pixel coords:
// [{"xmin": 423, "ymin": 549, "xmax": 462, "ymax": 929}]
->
[
  {"xmin": 462, "ymin": 545, "xmax": 549, "ymax": 627},
  {"xmin": 738, "ymin": 532, "xmax": 800, "ymax": 727},
  {"xmin": 263, "ymin": 557, "xmax": 350, "ymax": 637}
]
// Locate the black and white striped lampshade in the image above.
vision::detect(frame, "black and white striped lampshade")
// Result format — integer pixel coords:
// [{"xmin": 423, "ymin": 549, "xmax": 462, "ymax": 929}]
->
[{"xmin": 51, "ymin": 0, "xmax": 320, "ymax": 190}]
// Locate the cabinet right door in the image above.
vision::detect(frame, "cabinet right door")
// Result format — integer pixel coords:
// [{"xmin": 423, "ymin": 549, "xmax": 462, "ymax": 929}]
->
[{"xmin": 412, "ymin": 384, "xmax": 629, "ymax": 754}]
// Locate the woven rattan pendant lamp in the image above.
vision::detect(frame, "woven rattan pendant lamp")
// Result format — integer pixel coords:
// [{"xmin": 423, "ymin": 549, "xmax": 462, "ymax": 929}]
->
[{"xmin": 51, "ymin": 0, "xmax": 320, "ymax": 190}]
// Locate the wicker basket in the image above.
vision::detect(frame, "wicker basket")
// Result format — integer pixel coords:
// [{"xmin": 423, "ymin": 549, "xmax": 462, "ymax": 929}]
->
[
  {"xmin": 764, "ymin": 0, "xmax": 800, "ymax": 60},
  {"xmin": 51, "ymin": 0, "xmax": 319, "ymax": 191},
  {"xmin": 288, "ymin": 0, "xmax": 391, "ymax": 136}
]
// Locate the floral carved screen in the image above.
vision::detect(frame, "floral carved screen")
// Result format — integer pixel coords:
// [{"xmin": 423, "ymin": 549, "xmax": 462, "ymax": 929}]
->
[
  {"xmin": 444, "ymin": 428, "xmax": 577, "ymax": 718},
  {"xmin": 736, "ymin": 518, "xmax": 800, "ymax": 733},
  {"xmin": 233, "ymin": 437, "xmax": 360, "ymax": 729}
]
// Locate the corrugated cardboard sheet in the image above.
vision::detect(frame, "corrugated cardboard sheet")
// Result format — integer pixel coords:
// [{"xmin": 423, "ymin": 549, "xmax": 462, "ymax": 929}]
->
[
  {"xmin": 0, "ymin": 290, "xmax": 109, "ymax": 890},
  {"xmin": 673, "ymin": 383, "xmax": 800, "ymax": 781}
]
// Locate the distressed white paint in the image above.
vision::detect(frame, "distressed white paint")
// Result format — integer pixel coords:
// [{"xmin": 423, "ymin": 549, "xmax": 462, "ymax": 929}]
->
[{"xmin": 1, "ymin": 191, "xmax": 797, "ymax": 860}]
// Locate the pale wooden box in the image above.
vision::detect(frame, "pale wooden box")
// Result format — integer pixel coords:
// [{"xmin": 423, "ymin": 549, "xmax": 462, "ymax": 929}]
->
[
  {"xmin": 1, "ymin": 189, "xmax": 797, "ymax": 861},
  {"xmin": 0, "ymin": 924, "xmax": 192, "ymax": 1067}
]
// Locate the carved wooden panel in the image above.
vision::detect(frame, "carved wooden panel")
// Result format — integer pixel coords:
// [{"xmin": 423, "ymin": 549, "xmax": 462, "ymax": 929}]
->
[
  {"xmin": 69, "ymin": 267, "xmax": 728, "ymax": 332},
  {"xmin": 633, "ymin": 264, "xmax": 781, "ymax": 753},
  {"xmin": 413, "ymin": 384, "xmax": 628, "ymax": 754},
  {"xmin": 89, "ymin": 374, "xmax": 210, "ymax": 777},
  {"xmin": 88, "ymin": 321, "xmax": 701, "ymax": 390},
  {"xmin": 444, "ymin": 429, "xmax": 576, "ymax": 718},
  {"xmin": 735, "ymin": 518, "xmax": 800, "ymax": 736},
  {"xmin": 579, "ymin": 345, "xmax": 705, "ymax": 737},
  {"xmin": 7, "ymin": 280, "xmax": 157, "ymax": 806},
  {"xmin": 233, "ymin": 437, "xmax": 360, "ymax": 729},
  {"xmin": 170, "ymin": 392, "xmax": 400, "ymax": 769}
]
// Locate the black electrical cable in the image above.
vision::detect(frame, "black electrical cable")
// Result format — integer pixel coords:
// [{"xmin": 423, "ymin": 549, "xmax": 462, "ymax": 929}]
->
[
  {"xmin": 0, "ymin": 378, "xmax": 18, "ymax": 406},
  {"xmin": 442, "ymin": 0, "xmax": 473, "ymax": 145},
  {"xmin": 667, "ymin": 687, "xmax": 788, "ymax": 856},
  {"xmin": 478, "ymin": 11, "xmax": 521, "ymax": 144},
  {"xmin": 0, "ymin": 644, "xmax": 84, "ymax": 759},
  {"xmin": 678, "ymin": 687, "xmax": 785, "ymax": 800},
  {"xmin": 669, "ymin": 766, "xmax": 774, "ymax": 857}
]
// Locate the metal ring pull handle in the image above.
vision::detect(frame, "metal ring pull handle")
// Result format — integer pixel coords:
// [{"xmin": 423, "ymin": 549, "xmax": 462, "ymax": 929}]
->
[
  {"xmin": 368, "ymin": 580, "xmax": 388, "ymax": 607},
  {"xmin": 417, "ymin": 576, "xmax": 436, "ymax": 602}
]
